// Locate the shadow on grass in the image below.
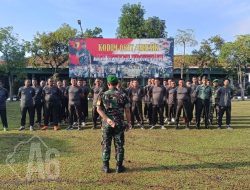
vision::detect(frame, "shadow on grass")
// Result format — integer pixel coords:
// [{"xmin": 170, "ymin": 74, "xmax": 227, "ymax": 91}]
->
[
  {"xmin": 127, "ymin": 161, "xmax": 250, "ymax": 173},
  {"xmin": 0, "ymin": 133, "xmax": 70, "ymax": 165}
]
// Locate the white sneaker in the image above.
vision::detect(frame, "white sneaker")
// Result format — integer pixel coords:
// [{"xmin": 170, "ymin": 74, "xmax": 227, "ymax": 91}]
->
[
  {"xmin": 141, "ymin": 126, "xmax": 145, "ymax": 130},
  {"xmin": 164, "ymin": 118, "xmax": 168, "ymax": 122},
  {"xmin": 161, "ymin": 126, "xmax": 166, "ymax": 130},
  {"xmin": 227, "ymin": 125, "xmax": 233, "ymax": 130},
  {"xmin": 30, "ymin": 126, "xmax": 34, "ymax": 131},
  {"xmin": 171, "ymin": 118, "xmax": 175, "ymax": 123},
  {"xmin": 3, "ymin": 127, "xmax": 8, "ymax": 132},
  {"xmin": 150, "ymin": 126, "xmax": 155, "ymax": 130},
  {"xmin": 81, "ymin": 122, "xmax": 86, "ymax": 127},
  {"xmin": 167, "ymin": 122, "xmax": 170, "ymax": 125}
]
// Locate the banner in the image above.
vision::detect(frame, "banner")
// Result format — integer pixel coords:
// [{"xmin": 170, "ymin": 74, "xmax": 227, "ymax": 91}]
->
[{"xmin": 69, "ymin": 38, "xmax": 174, "ymax": 78}]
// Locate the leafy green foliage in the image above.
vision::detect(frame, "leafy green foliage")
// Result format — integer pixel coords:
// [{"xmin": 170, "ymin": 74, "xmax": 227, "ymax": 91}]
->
[
  {"xmin": 27, "ymin": 23, "xmax": 77, "ymax": 70},
  {"xmin": 83, "ymin": 27, "xmax": 103, "ymax": 38},
  {"xmin": 0, "ymin": 26, "xmax": 26, "ymax": 73},
  {"xmin": 192, "ymin": 35, "xmax": 225, "ymax": 68},
  {"xmin": 117, "ymin": 3, "xmax": 167, "ymax": 38}
]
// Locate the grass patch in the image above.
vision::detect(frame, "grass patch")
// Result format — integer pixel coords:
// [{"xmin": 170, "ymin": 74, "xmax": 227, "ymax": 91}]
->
[{"xmin": 0, "ymin": 101, "xmax": 249, "ymax": 189}]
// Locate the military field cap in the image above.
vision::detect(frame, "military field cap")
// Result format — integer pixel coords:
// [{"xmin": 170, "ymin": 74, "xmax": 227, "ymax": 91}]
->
[
  {"xmin": 107, "ymin": 75, "xmax": 118, "ymax": 83},
  {"xmin": 213, "ymin": 79, "xmax": 219, "ymax": 83}
]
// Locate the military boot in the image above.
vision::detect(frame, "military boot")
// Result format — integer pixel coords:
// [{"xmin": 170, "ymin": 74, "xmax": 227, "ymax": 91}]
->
[
  {"xmin": 102, "ymin": 161, "xmax": 110, "ymax": 173},
  {"xmin": 116, "ymin": 161, "xmax": 125, "ymax": 173}
]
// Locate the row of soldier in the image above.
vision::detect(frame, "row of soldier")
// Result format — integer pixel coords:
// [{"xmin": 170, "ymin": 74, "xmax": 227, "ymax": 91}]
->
[
  {"xmin": 0, "ymin": 75, "xmax": 233, "ymax": 131},
  {"xmin": 125, "ymin": 76, "xmax": 233, "ymax": 130}
]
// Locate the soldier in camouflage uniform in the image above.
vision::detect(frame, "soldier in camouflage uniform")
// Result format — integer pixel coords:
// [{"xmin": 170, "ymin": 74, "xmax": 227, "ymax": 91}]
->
[
  {"xmin": 210, "ymin": 79, "xmax": 220, "ymax": 125},
  {"xmin": 97, "ymin": 75, "xmax": 131, "ymax": 173}
]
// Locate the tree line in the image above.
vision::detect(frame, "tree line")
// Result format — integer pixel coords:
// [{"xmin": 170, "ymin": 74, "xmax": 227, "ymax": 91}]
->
[{"xmin": 0, "ymin": 3, "xmax": 249, "ymax": 99}]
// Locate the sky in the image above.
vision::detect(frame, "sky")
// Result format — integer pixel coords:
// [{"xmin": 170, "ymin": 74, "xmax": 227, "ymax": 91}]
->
[{"xmin": 0, "ymin": 0, "xmax": 250, "ymax": 54}]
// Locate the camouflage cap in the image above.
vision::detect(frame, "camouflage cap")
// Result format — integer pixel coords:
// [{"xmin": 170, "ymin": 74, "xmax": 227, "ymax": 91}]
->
[
  {"xmin": 107, "ymin": 75, "xmax": 118, "ymax": 84},
  {"xmin": 213, "ymin": 79, "xmax": 219, "ymax": 83}
]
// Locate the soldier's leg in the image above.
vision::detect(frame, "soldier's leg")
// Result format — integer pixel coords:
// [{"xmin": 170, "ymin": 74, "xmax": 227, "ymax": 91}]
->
[
  {"xmin": 36, "ymin": 103, "xmax": 42, "ymax": 125},
  {"xmin": 81, "ymin": 101, "xmax": 86, "ymax": 122},
  {"xmin": 114, "ymin": 128, "xmax": 125, "ymax": 162},
  {"xmin": 52, "ymin": 104, "xmax": 59, "ymax": 127},
  {"xmin": 164, "ymin": 102, "xmax": 168, "ymax": 119},
  {"xmin": 144, "ymin": 103, "xmax": 148, "ymax": 118},
  {"xmin": 148, "ymin": 103, "xmax": 153, "ymax": 125},
  {"xmin": 114, "ymin": 127, "xmax": 125, "ymax": 172},
  {"xmin": 27, "ymin": 106, "xmax": 35, "ymax": 127},
  {"xmin": 218, "ymin": 106, "xmax": 225, "ymax": 128},
  {"xmin": 138, "ymin": 101, "xmax": 144, "ymax": 125},
  {"xmin": 43, "ymin": 103, "xmax": 50, "ymax": 127},
  {"xmin": 68, "ymin": 105, "xmax": 74, "ymax": 127},
  {"xmin": 131, "ymin": 102, "xmax": 136, "ymax": 127},
  {"xmin": 183, "ymin": 101, "xmax": 191, "ymax": 128},
  {"xmin": 85, "ymin": 99, "xmax": 89, "ymax": 119},
  {"xmin": 204, "ymin": 100, "xmax": 210, "ymax": 128},
  {"xmin": 167, "ymin": 104, "xmax": 172, "ymax": 122},
  {"xmin": 190, "ymin": 101, "xmax": 194, "ymax": 121},
  {"xmin": 226, "ymin": 106, "xmax": 231, "ymax": 127},
  {"xmin": 215, "ymin": 104, "xmax": 219, "ymax": 123},
  {"xmin": 195, "ymin": 99, "xmax": 203, "ymax": 128},
  {"xmin": 102, "ymin": 127, "xmax": 113, "ymax": 162},
  {"xmin": 20, "ymin": 106, "xmax": 28, "ymax": 127},
  {"xmin": 151, "ymin": 105, "xmax": 158, "ymax": 126},
  {"xmin": 0, "ymin": 109, "xmax": 8, "ymax": 128},
  {"xmin": 92, "ymin": 106, "xmax": 99, "ymax": 128},
  {"xmin": 175, "ymin": 101, "xmax": 183, "ymax": 128},
  {"xmin": 75, "ymin": 104, "xmax": 83, "ymax": 129},
  {"xmin": 159, "ymin": 104, "xmax": 164, "ymax": 126}
]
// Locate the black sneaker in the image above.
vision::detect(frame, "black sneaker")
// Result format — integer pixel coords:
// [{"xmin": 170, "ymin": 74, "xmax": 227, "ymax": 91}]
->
[
  {"xmin": 102, "ymin": 162, "xmax": 110, "ymax": 173},
  {"xmin": 19, "ymin": 126, "xmax": 25, "ymax": 131},
  {"xmin": 116, "ymin": 165, "xmax": 125, "ymax": 173}
]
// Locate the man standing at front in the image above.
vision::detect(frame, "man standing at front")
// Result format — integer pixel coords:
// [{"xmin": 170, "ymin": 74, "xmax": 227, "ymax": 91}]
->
[
  {"xmin": 149, "ymin": 78, "xmax": 166, "ymax": 130},
  {"xmin": 217, "ymin": 79, "xmax": 234, "ymax": 129},
  {"xmin": 32, "ymin": 78, "xmax": 43, "ymax": 127},
  {"xmin": 66, "ymin": 78, "xmax": 83, "ymax": 130},
  {"xmin": 97, "ymin": 75, "xmax": 131, "ymax": 173},
  {"xmin": 18, "ymin": 79, "xmax": 35, "ymax": 131},
  {"xmin": 41, "ymin": 78, "xmax": 61, "ymax": 131},
  {"xmin": 91, "ymin": 78, "xmax": 104, "ymax": 129},
  {"xmin": 0, "ymin": 80, "xmax": 8, "ymax": 131},
  {"xmin": 195, "ymin": 76, "xmax": 212, "ymax": 129},
  {"xmin": 128, "ymin": 79, "xmax": 144, "ymax": 129}
]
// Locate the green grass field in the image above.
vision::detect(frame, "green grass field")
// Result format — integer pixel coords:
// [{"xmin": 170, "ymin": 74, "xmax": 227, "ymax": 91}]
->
[{"xmin": 0, "ymin": 101, "xmax": 249, "ymax": 189}]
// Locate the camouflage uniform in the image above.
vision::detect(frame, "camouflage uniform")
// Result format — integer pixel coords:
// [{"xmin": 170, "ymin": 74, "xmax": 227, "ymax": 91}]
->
[
  {"xmin": 97, "ymin": 89, "xmax": 130, "ymax": 163},
  {"xmin": 210, "ymin": 85, "xmax": 220, "ymax": 124}
]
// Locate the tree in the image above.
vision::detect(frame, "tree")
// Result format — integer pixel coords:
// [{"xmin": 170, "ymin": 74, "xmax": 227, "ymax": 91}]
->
[
  {"xmin": 220, "ymin": 34, "xmax": 250, "ymax": 99},
  {"xmin": 82, "ymin": 27, "xmax": 103, "ymax": 38},
  {"xmin": 117, "ymin": 3, "xmax": 145, "ymax": 38},
  {"xmin": 0, "ymin": 26, "xmax": 26, "ymax": 100},
  {"xmin": 117, "ymin": 3, "xmax": 167, "ymax": 38},
  {"xmin": 175, "ymin": 29, "xmax": 198, "ymax": 78},
  {"xmin": 27, "ymin": 24, "xmax": 77, "ymax": 72},
  {"xmin": 192, "ymin": 35, "xmax": 225, "ymax": 68},
  {"xmin": 143, "ymin": 16, "xmax": 167, "ymax": 38}
]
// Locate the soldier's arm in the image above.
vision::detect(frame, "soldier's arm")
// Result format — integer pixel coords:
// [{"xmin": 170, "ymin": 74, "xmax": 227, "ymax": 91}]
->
[
  {"xmin": 5, "ymin": 89, "xmax": 9, "ymax": 100},
  {"xmin": 17, "ymin": 87, "xmax": 22, "ymax": 99},
  {"xmin": 96, "ymin": 94, "xmax": 115, "ymax": 127}
]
